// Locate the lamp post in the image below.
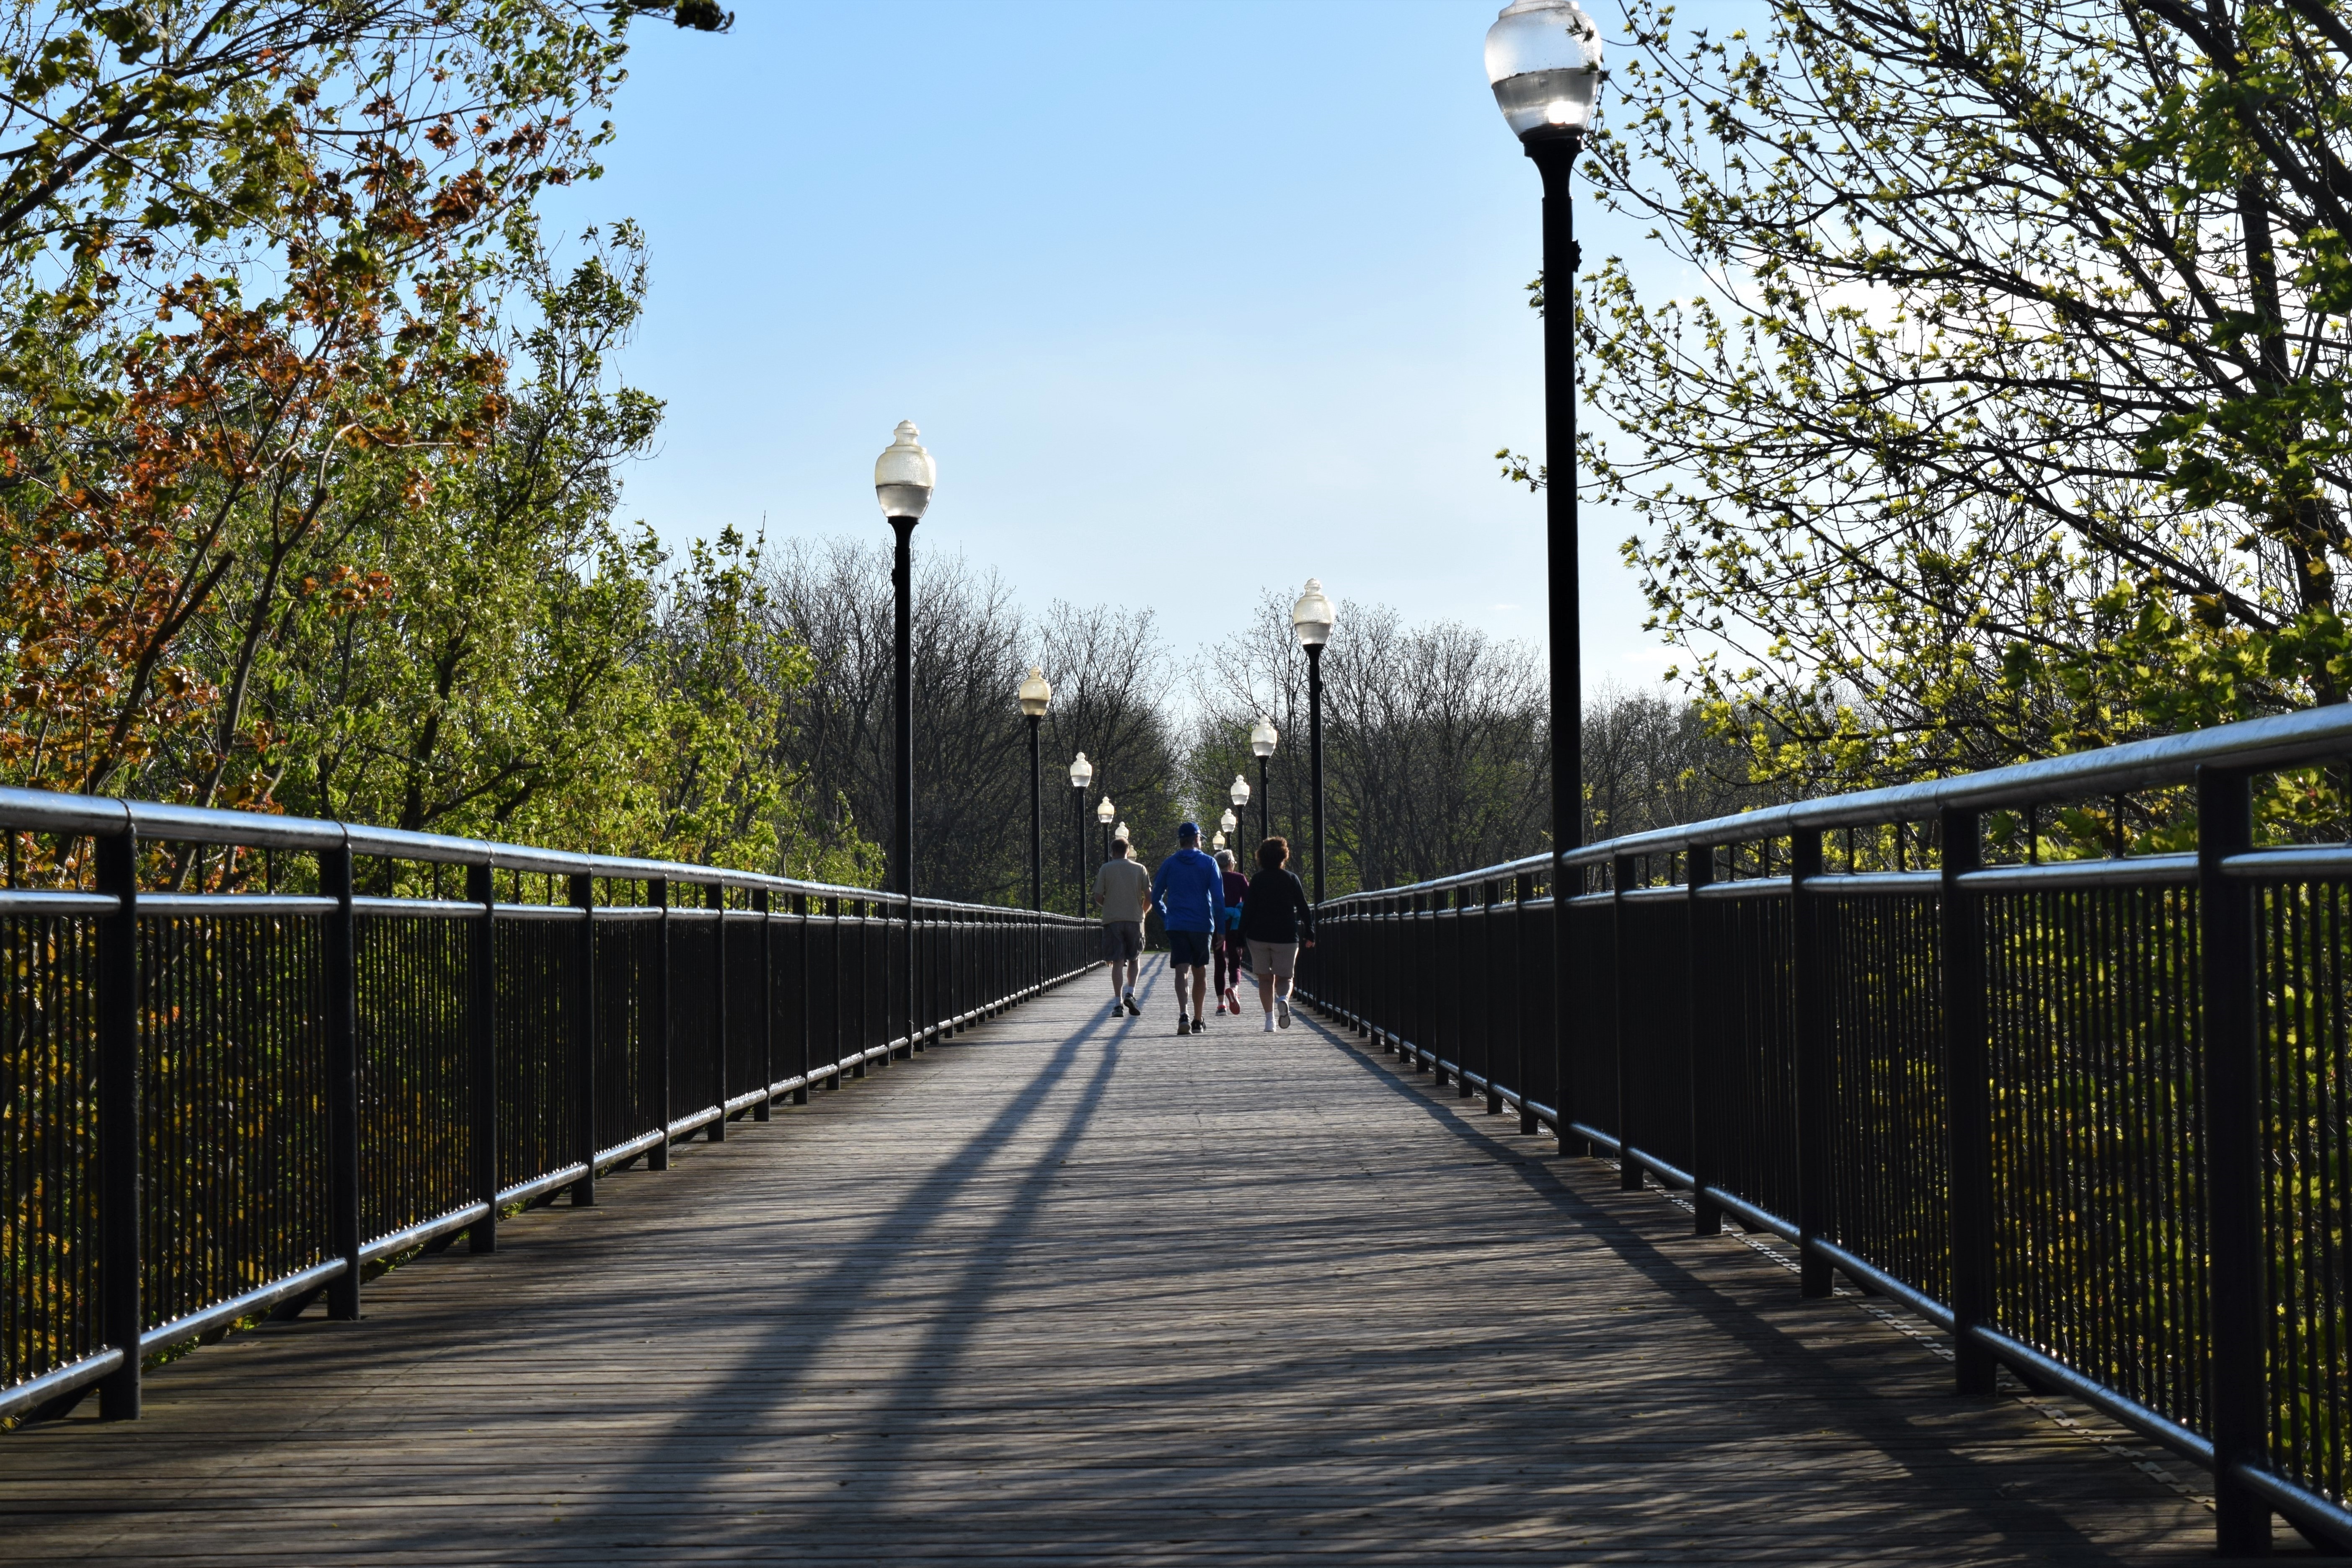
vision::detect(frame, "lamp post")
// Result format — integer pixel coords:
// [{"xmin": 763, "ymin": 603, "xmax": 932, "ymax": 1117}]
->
[
  {"xmin": 1212, "ymin": 830, "xmax": 1226, "ymax": 852},
  {"xmin": 876, "ymin": 418, "xmax": 934, "ymax": 1054},
  {"xmin": 1069, "ymin": 752, "xmax": 1093, "ymax": 912},
  {"xmin": 1228, "ymin": 772, "xmax": 1251, "ymax": 850},
  {"xmin": 1487, "ymin": 0, "xmax": 1601, "ymax": 1145},
  {"xmin": 1018, "ymin": 667, "xmax": 1051, "ymax": 911},
  {"xmin": 1249, "ymin": 716, "xmax": 1278, "ymax": 845},
  {"xmin": 1219, "ymin": 808, "xmax": 1238, "ymax": 851},
  {"xmin": 1291, "ymin": 579, "xmax": 1335, "ymax": 904},
  {"xmin": 1096, "ymin": 796, "xmax": 1116, "ymax": 878}
]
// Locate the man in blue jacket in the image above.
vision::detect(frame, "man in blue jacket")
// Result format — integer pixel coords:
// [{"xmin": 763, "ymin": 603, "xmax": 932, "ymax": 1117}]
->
[{"xmin": 1150, "ymin": 821, "xmax": 1223, "ymax": 1035}]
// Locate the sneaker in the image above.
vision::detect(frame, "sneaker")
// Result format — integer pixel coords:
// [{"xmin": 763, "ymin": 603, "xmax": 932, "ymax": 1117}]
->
[
  {"xmin": 1276, "ymin": 997, "xmax": 1292, "ymax": 1029},
  {"xmin": 1261, "ymin": 1014, "xmax": 1276, "ymax": 1032},
  {"xmin": 1214, "ymin": 999, "xmax": 1227, "ymax": 1015},
  {"xmin": 1123, "ymin": 993, "xmax": 1140, "ymax": 1016},
  {"xmin": 1110, "ymin": 999, "xmax": 1124, "ymax": 1017},
  {"xmin": 1190, "ymin": 1017, "xmax": 1206, "ymax": 1034}
]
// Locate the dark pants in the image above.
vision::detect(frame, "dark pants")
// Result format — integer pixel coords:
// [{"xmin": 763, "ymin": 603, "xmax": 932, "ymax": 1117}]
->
[{"xmin": 1215, "ymin": 933, "xmax": 1244, "ymax": 994}]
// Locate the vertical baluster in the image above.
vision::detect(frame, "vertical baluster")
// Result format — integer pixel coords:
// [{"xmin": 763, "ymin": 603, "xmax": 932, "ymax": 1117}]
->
[
  {"xmin": 1940, "ymin": 809, "xmax": 1991, "ymax": 1392},
  {"xmin": 569, "ymin": 871, "xmax": 597, "ymax": 1205},
  {"xmin": 1791, "ymin": 830, "xmax": 1830, "ymax": 1297},
  {"xmin": 96, "ymin": 825, "xmax": 141, "ymax": 1419},
  {"xmin": 467, "ymin": 860, "xmax": 499, "ymax": 1250},
  {"xmin": 1515, "ymin": 873, "xmax": 1538, "ymax": 1134},
  {"xmin": 793, "ymin": 893, "xmax": 812, "ymax": 1105},
  {"xmin": 648, "ymin": 876, "xmax": 671, "ymax": 1170},
  {"xmin": 322, "ymin": 840, "xmax": 362, "ymax": 1315},
  {"xmin": 1613, "ymin": 853, "xmax": 1640, "ymax": 1188},
  {"xmin": 1688, "ymin": 845, "xmax": 1720, "ymax": 1234},
  {"xmin": 753, "ymin": 889, "xmax": 773, "ymax": 1121},
  {"xmin": 707, "ymin": 882, "xmax": 727, "ymax": 1141},
  {"xmin": 2198, "ymin": 765, "xmax": 2272, "ymax": 1553}
]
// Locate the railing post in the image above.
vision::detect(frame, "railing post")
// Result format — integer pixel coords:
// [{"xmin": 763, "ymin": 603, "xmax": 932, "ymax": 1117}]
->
[
  {"xmin": 1556, "ymin": 857, "xmax": 1581, "ymax": 1156},
  {"xmin": 323, "ymin": 840, "xmax": 362, "ymax": 1316},
  {"xmin": 1687, "ymin": 845, "xmax": 1720, "ymax": 1235},
  {"xmin": 467, "ymin": 860, "xmax": 498, "ymax": 1252},
  {"xmin": 706, "ymin": 882, "xmax": 726, "ymax": 1142},
  {"xmin": 649, "ymin": 876, "xmax": 672, "ymax": 1170},
  {"xmin": 1790, "ymin": 829, "xmax": 1830, "ymax": 1297},
  {"xmin": 753, "ymin": 889, "xmax": 773, "ymax": 1121},
  {"xmin": 569, "ymin": 871, "xmax": 597, "ymax": 1206},
  {"xmin": 1613, "ymin": 853, "xmax": 1640, "ymax": 1188},
  {"xmin": 96, "ymin": 827, "xmax": 141, "ymax": 1420},
  {"xmin": 1939, "ymin": 810, "xmax": 1991, "ymax": 1393},
  {"xmin": 1480, "ymin": 882, "xmax": 1502, "ymax": 1113},
  {"xmin": 2198, "ymin": 765, "xmax": 2272, "ymax": 1553},
  {"xmin": 826, "ymin": 896, "xmax": 845, "ymax": 1089},
  {"xmin": 1515, "ymin": 873, "xmax": 1538, "ymax": 1134},
  {"xmin": 792, "ymin": 892, "xmax": 812, "ymax": 1105}
]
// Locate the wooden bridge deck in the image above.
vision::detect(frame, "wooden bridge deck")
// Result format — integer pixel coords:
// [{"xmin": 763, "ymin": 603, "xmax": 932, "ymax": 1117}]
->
[{"xmin": 3, "ymin": 958, "xmax": 2223, "ymax": 1565}]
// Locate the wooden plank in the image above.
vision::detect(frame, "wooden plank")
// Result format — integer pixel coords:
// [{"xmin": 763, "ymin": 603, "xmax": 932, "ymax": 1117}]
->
[{"xmin": 0, "ymin": 959, "xmax": 2218, "ymax": 1563}]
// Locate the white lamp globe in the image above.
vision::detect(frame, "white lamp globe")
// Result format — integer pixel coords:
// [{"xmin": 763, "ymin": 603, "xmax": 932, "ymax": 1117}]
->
[
  {"xmin": 1017, "ymin": 666, "xmax": 1052, "ymax": 718},
  {"xmin": 1250, "ymin": 716, "xmax": 1279, "ymax": 759},
  {"xmin": 1229, "ymin": 772, "xmax": 1251, "ymax": 806},
  {"xmin": 874, "ymin": 420, "xmax": 936, "ymax": 519},
  {"xmin": 1070, "ymin": 752, "xmax": 1093, "ymax": 789},
  {"xmin": 1485, "ymin": 0, "xmax": 1604, "ymax": 142},
  {"xmin": 1290, "ymin": 578, "xmax": 1336, "ymax": 649}
]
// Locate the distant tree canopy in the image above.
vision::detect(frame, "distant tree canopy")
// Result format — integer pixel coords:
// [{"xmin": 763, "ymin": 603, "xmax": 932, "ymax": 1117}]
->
[{"xmin": 1543, "ymin": 0, "xmax": 2352, "ymax": 800}]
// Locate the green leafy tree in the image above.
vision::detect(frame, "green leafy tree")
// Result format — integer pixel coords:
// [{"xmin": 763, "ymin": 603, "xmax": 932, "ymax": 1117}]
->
[{"xmin": 1553, "ymin": 0, "xmax": 2352, "ymax": 798}]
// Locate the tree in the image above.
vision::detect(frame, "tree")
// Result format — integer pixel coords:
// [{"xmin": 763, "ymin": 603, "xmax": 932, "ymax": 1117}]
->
[
  {"xmin": 1558, "ymin": 0, "xmax": 2352, "ymax": 794},
  {"xmin": 759, "ymin": 540, "xmax": 1180, "ymax": 906},
  {"xmin": 1191, "ymin": 593, "xmax": 1553, "ymax": 894}
]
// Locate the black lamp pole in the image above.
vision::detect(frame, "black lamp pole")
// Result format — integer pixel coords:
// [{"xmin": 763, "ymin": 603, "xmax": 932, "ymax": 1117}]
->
[
  {"xmin": 1306, "ymin": 645, "xmax": 1326, "ymax": 904},
  {"xmin": 1026, "ymin": 715, "xmax": 1042, "ymax": 911},
  {"xmin": 1257, "ymin": 754, "xmax": 1270, "ymax": 845},
  {"xmin": 889, "ymin": 514, "xmax": 917, "ymax": 1053},
  {"xmin": 1526, "ymin": 128, "xmax": 1582, "ymax": 1146},
  {"xmin": 1071, "ymin": 783, "xmax": 1083, "ymax": 912}
]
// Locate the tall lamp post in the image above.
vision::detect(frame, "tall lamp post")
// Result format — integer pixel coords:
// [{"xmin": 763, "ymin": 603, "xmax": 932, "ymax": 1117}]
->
[
  {"xmin": 1486, "ymin": 0, "xmax": 1601, "ymax": 1146},
  {"xmin": 1219, "ymin": 808, "xmax": 1238, "ymax": 855},
  {"xmin": 1229, "ymin": 773, "xmax": 1251, "ymax": 850},
  {"xmin": 1069, "ymin": 752, "xmax": 1093, "ymax": 911},
  {"xmin": 1018, "ymin": 667, "xmax": 1052, "ymax": 910},
  {"xmin": 1096, "ymin": 796, "xmax": 1116, "ymax": 879},
  {"xmin": 1249, "ymin": 717, "xmax": 1278, "ymax": 845},
  {"xmin": 876, "ymin": 419, "xmax": 934, "ymax": 1054},
  {"xmin": 1290, "ymin": 579, "xmax": 1335, "ymax": 904}
]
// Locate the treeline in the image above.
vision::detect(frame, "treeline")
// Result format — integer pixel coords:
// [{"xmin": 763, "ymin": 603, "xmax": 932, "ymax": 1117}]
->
[{"xmin": 1182, "ymin": 592, "xmax": 1755, "ymax": 898}]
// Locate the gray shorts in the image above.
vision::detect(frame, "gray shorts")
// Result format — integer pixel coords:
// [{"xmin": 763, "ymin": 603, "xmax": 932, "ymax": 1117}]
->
[
  {"xmin": 1101, "ymin": 921, "xmax": 1142, "ymax": 962},
  {"xmin": 1248, "ymin": 940, "xmax": 1299, "ymax": 980}
]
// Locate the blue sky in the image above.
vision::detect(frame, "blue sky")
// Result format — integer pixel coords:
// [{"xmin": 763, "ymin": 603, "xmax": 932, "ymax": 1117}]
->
[{"xmin": 538, "ymin": 0, "xmax": 1686, "ymax": 693}]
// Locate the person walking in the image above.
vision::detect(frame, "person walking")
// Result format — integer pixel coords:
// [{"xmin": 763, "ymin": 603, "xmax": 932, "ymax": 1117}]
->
[
  {"xmin": 1149, "ymin": 821, "xmax": 1223, "ymax": 1034},
  {"xmin": 1212, "ymin": 847, "xmax": 1248, "ymax": 1014},
  {"xmin": 1239, "ymin": 835, "xmax": 1315, "ymax": 1031},
  {"xmin": 1092, "ymin": 835, "xmax": 1150, "ymax": 1017}
]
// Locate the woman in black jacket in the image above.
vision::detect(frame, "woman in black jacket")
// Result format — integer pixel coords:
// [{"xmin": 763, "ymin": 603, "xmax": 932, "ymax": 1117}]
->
[{"xmin": 1238, "ymin": 836, "xmax": 1314, "ymax": 1031}]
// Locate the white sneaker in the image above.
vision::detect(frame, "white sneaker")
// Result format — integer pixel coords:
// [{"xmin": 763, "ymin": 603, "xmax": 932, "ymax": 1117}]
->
[
  {"xmin": 1276, "ymin": 996, "xmax": 1291, "ymax": 1029},
  {"xmin": 1261, "ymin": 1014, "xmax": 1275, "ymax": 1032}
]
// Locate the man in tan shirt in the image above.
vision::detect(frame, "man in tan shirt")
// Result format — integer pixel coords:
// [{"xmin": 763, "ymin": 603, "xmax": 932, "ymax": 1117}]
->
[{"xmin": 1092, "ymin": 837, "xmax": 1151, "ymax": 1016}]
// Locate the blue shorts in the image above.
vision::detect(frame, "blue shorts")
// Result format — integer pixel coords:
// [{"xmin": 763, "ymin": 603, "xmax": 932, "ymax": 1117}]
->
[{"xmin": 1165, "ymin": 929, "xmax": 1212, "ymax": 968}]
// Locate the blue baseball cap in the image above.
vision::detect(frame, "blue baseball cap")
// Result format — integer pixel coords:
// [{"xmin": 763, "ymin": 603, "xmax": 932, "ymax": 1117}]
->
[{"xmin": 1177, "ymin": 821, "xmax": 1200, "ymax": 840}]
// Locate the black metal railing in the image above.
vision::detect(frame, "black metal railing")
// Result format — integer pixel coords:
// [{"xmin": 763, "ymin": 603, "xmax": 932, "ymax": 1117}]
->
[
  {"xmin": 1300, "ymin": 703, "xmax": 2352, "ymax": 1555},
  {"xmin": 0, "ymin": 788, "xmax": 1095, "ymax": 1427}
]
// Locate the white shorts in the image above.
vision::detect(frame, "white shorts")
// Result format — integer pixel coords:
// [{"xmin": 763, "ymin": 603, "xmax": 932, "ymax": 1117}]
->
[{"xmin": 1247, "ymin": 939, "xmax": 1298, "ymax": 980}]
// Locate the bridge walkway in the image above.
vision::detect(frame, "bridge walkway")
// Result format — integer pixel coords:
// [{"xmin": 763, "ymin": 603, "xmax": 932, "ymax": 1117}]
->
[{"xmin": 1, "ymin": 958, "xmax": 2218, "ymax": 1564}]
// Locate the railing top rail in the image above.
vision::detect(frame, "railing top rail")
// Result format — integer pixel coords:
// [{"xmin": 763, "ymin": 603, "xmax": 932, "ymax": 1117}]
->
[
  {"xmin": 0, "ymin": 784, "xmax": 1091, "ymax": 923},
  {"xmin": 1323, "ymin": 700, "xmax": 2352, "ymax": 907}
]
